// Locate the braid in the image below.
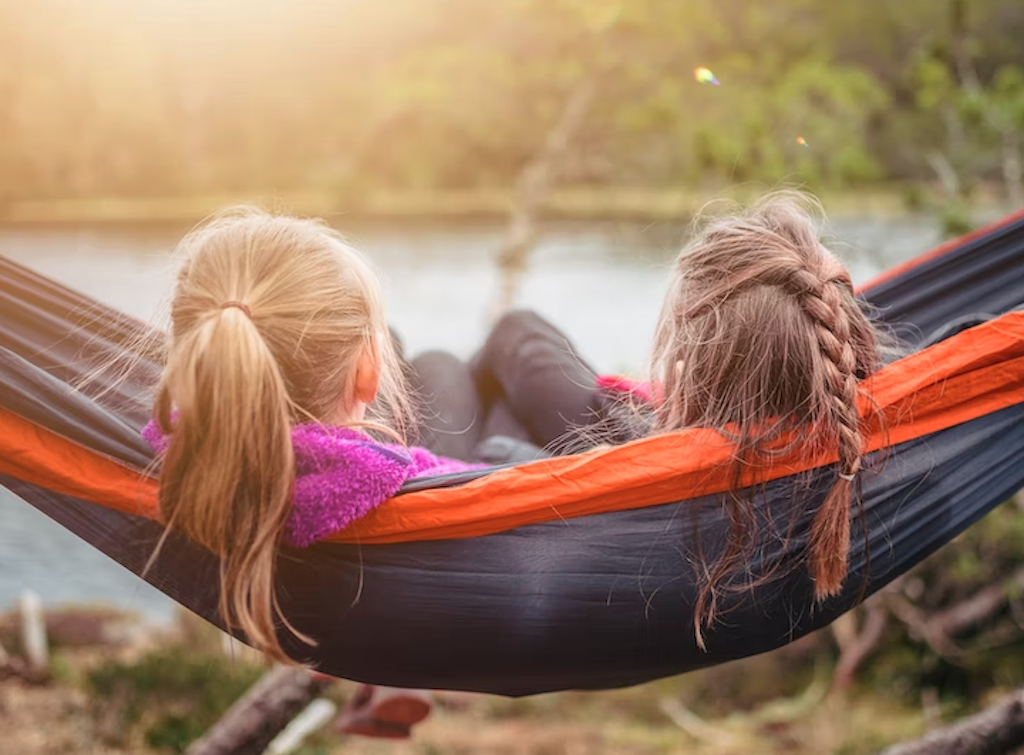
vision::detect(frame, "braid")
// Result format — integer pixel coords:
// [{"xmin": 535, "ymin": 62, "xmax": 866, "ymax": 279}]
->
[
  {"xmin": 650, "ymin": 190, "xmax": 888, "ymax": 636},
  {"xmin": 796, "ymin": 266, "xmax": 864, "ymax": 599}
]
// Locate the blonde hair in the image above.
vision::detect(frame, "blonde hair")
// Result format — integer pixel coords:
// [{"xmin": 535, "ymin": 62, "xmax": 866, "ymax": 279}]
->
[
  {"xmin": 153, "ymin": 208, "xmax": 412, "ymax": 663},
  {"xmin": 650, "ymin": 191, "xmax": 886, "ymax": 642}
]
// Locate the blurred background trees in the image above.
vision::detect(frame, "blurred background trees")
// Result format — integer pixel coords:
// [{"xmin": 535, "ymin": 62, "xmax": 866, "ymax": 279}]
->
[{"xmin": 0, "ymin": 0, "xmax": 1022, "ymax": 206}]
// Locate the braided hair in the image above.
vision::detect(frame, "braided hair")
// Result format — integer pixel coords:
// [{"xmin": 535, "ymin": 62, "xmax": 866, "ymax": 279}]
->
[{"xmin": 649, "ymin": 191, "xmax": 885, "ymax": 642}]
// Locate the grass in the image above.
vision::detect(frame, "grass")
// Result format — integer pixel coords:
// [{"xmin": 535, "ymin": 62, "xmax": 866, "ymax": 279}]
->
[{"xmin": 0, "ymin": 603, "xmax": 1014, "ymax": 755}]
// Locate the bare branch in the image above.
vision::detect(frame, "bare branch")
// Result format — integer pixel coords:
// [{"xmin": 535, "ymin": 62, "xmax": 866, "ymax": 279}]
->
[
  {"xmin": 831, "ymin": 602, "xmax": 889, "ymax": 692},
  {"xmin": 926, "ymin": 151, "xmax": 962, "ymax": 200},
  {"xmin": 950, "ymin": 0, "xmax": 981, "ymax": 94},
  {"xmin": 885, "ymin": 592, "xmax": 964, "ymax": 659},
  {"xmin": 660, "ymin": 662, "xmax": 828, "ymax": 745},
  {"xmin": 493, "ymin": 77, "xmax": 597, "ymax": 315},
  {"xmin": 1001, "ymin": 131, "xmax": 1023, "ymax": 209},
  {"xmin": 659, "ymin": 698, "xmax": 746, "ymax": 748},
  {"xmin": 934, "ymin": 565, "xmax": 1024, "ymax": 637},
  {"xmin": 883, "ymin": 564, "xmax": 1024, "ymax": 661}
]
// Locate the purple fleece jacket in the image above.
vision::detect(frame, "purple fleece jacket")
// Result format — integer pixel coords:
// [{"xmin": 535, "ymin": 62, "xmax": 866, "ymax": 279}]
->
[{"xmin": 141, "ymin": 421, "xmax": 481, "ymax": 548}]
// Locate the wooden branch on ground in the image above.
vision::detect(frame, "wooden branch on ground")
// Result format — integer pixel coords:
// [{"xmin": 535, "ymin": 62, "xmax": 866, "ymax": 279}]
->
[
  {"xmin": 659, "ymin": 698, "xmax": 746, "ymax": 748},
  {"xmin": 877, "ymin": 688, "xmax": 1024, "ymax": 755},
  {"xmin": 0, "ymin": 590, "xmax": 52, "ymax": 684},
  {"xmin": 184, "ymin": 666, "xmax": 334, "ymax": 755},
  {"xmin": 0, "ymin": 591, "xmax": 52, "ymax": 684},
  {"xmin": 265, "ymin": 698, "xmax": 338, "ymax": 755},
  {"xmin": 19, "ymin": 591, "xmax": 48, "ymax": 680},
  {"xmin": 660, "ymin": 660, "xmax": 829, "ymax": 745},
  {"xmin": 493, "ymin": 76, "xmax": 597, "ymax": 316}
]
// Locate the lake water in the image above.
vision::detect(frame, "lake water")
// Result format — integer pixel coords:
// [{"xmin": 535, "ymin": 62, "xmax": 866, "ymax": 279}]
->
[{"xmin": 0, "ymin": 213, "xmax": 946, "ymax": 622}]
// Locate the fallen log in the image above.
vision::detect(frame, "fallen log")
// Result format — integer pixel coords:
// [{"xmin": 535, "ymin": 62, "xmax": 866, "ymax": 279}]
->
[
  {"xmin": 184, "ymin": 666, "xmax": 333, "ymax": 755},
  {"xmin": 877, "ymin": 688, "xmax": 1024, "ymax": 755}
]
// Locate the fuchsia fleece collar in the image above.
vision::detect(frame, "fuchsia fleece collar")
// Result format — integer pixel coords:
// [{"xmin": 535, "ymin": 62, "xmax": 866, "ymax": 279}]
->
[{"xmin": 142, "ymin": 421, "xmax": 478, "ymax": 547}]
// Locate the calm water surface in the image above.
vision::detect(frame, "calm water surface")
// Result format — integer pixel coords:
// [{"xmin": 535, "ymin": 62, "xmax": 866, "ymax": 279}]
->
[{"xmin": 0, "ymin": 215, "xmax": 943, "ymax": 621}]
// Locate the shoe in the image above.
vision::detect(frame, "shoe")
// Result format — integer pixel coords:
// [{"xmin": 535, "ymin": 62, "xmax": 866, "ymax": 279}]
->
[
  {"xmin": 335, "ymin": 684, "xmax": 432, "ymax": 740},
  {"xmin": 337, "ymin": 711, "xmax": 412, "ymax": 740},
  {"xmin": 370, "ymin": 686, "xmax": 433, "ymax": 727}
]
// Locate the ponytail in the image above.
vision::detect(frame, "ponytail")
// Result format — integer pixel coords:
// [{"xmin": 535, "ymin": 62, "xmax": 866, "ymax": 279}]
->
[{"xmin": 155, "ymin": 304, "xmax": 310, "ymax": 663}]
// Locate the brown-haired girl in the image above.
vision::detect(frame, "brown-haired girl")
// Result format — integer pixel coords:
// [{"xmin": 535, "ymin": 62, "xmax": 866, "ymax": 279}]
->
[
  {"xmin": 646, "ymin": 191, "xmax": 886, "ymax": 635},
  {"xmin": 468, "ymin": 190, "xmax": 887, "ymax": 639}
]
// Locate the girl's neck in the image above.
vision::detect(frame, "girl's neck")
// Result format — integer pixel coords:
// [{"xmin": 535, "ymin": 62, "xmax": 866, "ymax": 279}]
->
[{"xmin": 331, "ymin": 399, "xmax": 367, "ymax": 426}]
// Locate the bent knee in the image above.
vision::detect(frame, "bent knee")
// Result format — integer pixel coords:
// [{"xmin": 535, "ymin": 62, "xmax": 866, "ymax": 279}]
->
[{"xmin": 489, "ymin": 309, "xmax": 551, "ymax": 343}]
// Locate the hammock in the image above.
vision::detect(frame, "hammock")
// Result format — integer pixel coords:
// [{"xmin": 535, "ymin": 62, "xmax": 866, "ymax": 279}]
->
[{"xmin": 1, "ymin": 211, "xmax": 1024, "ymax": 697}]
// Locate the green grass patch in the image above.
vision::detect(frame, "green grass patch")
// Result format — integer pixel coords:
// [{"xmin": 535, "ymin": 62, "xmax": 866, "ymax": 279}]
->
[{"xmin": 85, "ymin": 643, "xmax": 263, "ymax": 753}]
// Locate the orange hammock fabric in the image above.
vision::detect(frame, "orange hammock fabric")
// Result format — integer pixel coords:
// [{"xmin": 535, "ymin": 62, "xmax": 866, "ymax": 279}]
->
[{"xmin": 3, "ymin": 308, "xmax": 1023, "ymax": 545}]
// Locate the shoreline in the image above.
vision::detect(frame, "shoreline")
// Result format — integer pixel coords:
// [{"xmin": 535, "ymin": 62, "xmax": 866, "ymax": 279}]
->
[{"xmin": 0, "ymin": 185, "xmax": 983, "ymax": 228}]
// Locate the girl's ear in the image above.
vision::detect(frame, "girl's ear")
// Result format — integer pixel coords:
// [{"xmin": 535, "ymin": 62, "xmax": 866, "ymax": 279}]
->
[{"xmin": 353, "ymin": 333, "xmax": 383, "ymax": 405}]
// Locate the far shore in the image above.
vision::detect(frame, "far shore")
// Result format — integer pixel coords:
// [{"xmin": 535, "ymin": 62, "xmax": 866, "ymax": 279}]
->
[{"xmin": 0, "ymin": 185, "xmax": 998, "ymax": 228}]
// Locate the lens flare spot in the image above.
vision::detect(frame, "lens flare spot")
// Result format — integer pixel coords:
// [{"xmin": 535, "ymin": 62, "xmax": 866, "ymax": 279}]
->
[{"xmin": 694, "ymin": 67, "xmax": 720, "ymax": 86}]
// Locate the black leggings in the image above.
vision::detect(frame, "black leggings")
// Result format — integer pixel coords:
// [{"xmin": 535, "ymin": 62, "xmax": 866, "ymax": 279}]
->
[{"xmin": 409, "ymin": 310, "xmax": 606, "ymax": 462}]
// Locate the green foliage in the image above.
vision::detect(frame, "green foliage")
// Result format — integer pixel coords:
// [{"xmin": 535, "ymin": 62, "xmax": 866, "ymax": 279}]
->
[
  {"xmin": 85, "ymin": 643, "xmax": 263, "ymax": 753},
  {"xmin": 0, "ymin": 0, "xmax": 1022, "ymax": 202},
  {"xmin": 901, "ymin": 183, "xmax": 927, "ymax": 212},
  {"xmin": 939, "ymin": 202, "xmax": 975, "ymax": 237}
]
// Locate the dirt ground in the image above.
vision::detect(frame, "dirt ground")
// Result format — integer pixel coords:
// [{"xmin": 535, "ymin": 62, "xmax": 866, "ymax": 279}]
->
[{"xmin": 0, "ymin": 607, "xmax": 950, "ymax": 755}]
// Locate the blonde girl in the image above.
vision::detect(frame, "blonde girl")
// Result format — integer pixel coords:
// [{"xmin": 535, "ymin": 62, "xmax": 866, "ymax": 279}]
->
[{"xmin": 143, "ymin": 209, "xmax": 477, "ymax": 734}]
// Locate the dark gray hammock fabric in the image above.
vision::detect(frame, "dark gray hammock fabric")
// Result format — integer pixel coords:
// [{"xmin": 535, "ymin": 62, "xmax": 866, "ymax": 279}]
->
[{"xmin": 1, "ymin": 211, "xmax": 1024, "ymax": 696}]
